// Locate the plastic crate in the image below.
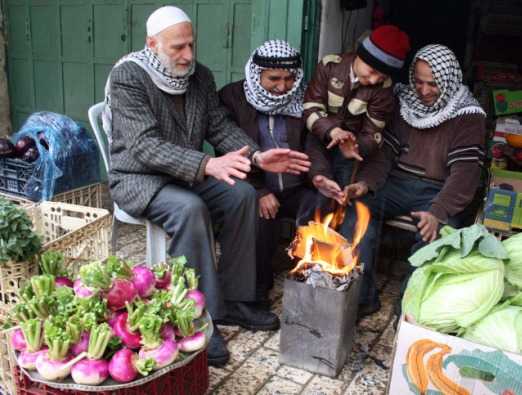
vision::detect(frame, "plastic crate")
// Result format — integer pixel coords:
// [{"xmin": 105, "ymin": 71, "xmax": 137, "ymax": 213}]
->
[
  {"xmin": 0, "ymin": 183, "xmax": 105, "ymax": 209},
  {"xmin": 0, "ymin": 153, "xmax": 100, "ymax": 202},
  {"xmin": 0, "ymin": 158, "xmax": 35, "ymax": 198},
  {"xmin": 12, "ymin": 351, "xmax": 209, "ymax": 395}
]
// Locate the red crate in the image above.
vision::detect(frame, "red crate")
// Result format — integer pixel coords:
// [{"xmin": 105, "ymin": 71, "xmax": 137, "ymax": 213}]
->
[{"xmin": 13, "ymin": 351, "xmax": 208, "ymax": 395}]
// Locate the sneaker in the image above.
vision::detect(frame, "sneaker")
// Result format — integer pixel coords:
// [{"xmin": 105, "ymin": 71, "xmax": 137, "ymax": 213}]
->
[{"xmin": 214, "ymin": 302, "xmax": 280, "ymax": 331}]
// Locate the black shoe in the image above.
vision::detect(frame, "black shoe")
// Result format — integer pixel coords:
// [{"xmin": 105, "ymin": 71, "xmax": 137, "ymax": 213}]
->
[
  {"xmin": 207, "ymin": 326, "xmax": 230, "ymax": 368},
  {"xmin": 215, "ymin": 302, "xmax": 280, "ymax": 331},
  {"xmin": 357, "ymin": 299, "xmax": 382, "ymax": 319},
  {"xmin": 254, "ymin": 299, "xmax": 271, "ymax": 311}
]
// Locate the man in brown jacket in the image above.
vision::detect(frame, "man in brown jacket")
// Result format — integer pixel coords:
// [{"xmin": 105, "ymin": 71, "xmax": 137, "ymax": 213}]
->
[
  {"xmin": 305, "ymin": 25, "xmax": 410, "ymax": 202},
  {"xmin": 219, "ymin": 40, "xmax": 316, "ymax": 307},
  {"xmin": 344, "ymin": 44, "xmax": 486, "ymax": 315}
]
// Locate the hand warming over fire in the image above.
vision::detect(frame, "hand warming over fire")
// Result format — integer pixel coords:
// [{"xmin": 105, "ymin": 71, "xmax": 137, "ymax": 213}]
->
[
  {"xmin": 205, "ymin": 146, "xmax": 252, "ymax": 185},
  {"xmin": 312, "ymin": 175, "xmax": 346, "ymax": 205},
  {"xmin": 259, "ymin": 193, "xmax": 280, "ymax": 219},
  {"xmin": 338, "ymin": 135, "xmax": 362, "ymax": 161},
  {"xmin": 343, "ymin": 181, "xmax": 369, "ymax": 205},
  {"xmin": 254, "ymin": 148, "xmax": 311, "ymax": 174},
  {"xmin": 411, "ymin": 211, "xmax": 439, "ymax": 242}
]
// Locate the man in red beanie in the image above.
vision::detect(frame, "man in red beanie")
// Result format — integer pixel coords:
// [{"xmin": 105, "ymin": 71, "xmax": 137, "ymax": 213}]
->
[{"xmin": 305, "ymin": 25, "xmax": 410, "ymax": 206}]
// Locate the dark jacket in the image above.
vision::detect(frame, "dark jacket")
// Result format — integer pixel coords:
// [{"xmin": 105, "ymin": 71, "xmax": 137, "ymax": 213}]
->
[
  {"xmin": 357, "ymin": 100, "xmax": 486, "ymax": 222},
  {"xmin": 304, "ymin": 52, "xmax": 394, "ymax": 160},
  {"xmin": 219, "ymin": 80, "xmax": 306, "ymax": 197},
  {"xmin": 108, "ymin": 61, "xmax": 258, "ymax": 217}
]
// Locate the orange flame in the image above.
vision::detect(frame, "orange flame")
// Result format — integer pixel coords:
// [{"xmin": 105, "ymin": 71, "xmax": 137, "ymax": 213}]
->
[{"xmin": 288, "ymin": 202, "xmax": 370, "ymax": 277}]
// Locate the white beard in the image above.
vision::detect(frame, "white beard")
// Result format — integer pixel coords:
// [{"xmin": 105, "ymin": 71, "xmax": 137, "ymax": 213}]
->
[{"xmin": 156, "ymin": 44, "xmax": 193, "ymax": 77}]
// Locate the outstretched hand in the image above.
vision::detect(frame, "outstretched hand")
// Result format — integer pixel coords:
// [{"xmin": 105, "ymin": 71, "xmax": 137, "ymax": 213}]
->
[
  {"xmin": 205, "ymin": 145, "xmax": 251, "ymax": 185},
  {"xmin": 312, "ymin": 175, "xmax": 345, "ymax": 205},
  {"xmin": 343, "ymin": 181, "xmax": 368, "ymax": 205},
  {"xmin": 255, "ymin": 148, "xmax": 311, "ymax": 174}
]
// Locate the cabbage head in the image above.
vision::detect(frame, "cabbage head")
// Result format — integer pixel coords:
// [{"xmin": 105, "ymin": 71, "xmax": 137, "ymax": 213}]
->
[
  {"xmin": 464, "ymin": 304, "xmax": 522, "ymax": 353},
  {"xmin": 402, "ymin": 250, "xmax": 504, "ymax": 334},
  {"xmin": 503, "ymin": 232, "xmax": 522, "ymax": 289}
]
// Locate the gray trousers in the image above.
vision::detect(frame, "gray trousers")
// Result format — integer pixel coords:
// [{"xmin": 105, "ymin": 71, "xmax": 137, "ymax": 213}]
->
[{"xmin": 143, "ymin": 177, "xmax": 258, "ymax": 320}]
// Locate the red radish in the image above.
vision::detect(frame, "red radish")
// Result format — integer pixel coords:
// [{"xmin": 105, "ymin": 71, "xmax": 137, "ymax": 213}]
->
[
  {"xmin": 11, "ymin": 329, "xmax": 27, "ymax": 351},
  {"xmin": 131, "ymin": 265, "xmax": 155, "ymax": 298},
  {"xmin": 111, "ymin": 312, "xmax": 141, "ymax": 349},
  {"xmin": 56, "ymin": 277, "xmax": 74, "ymax": 288},
  {"xmin": 71, "ymin": 323, "xmax": 112, "ymax": 385},
  {"xmin": 74, "ymin": 279, "xmax": 96, "ymax": 298},
  {"xmin": 17, "ymin": 349, "xmax": 48, "ymax": 370},
  {"xmin": 108, "ymin": 348, "xmax": 155, "ymax": 383},
  {"xmin": 138, "ymin": 338, "xmax": 178, "ymax": 369},
  {"xmin": 178, "ymin": 332, "xmax": 206, "ymax": 353},
  {"xmin": 36, "ymin": 352, "xmax": 87, "ymax": 381},
  {"xmin": 153, "ymin": 263, "xmax": 172, "ymax": 289},
  {"xmin": 71, "ymin": 359, "xmax": 109, "ymax": 385},
  {"xmin": 184, "ymin": 268, "xmax": 206, "ymax": 318},
  {"xmin": 106, "ymin": 279, "xmax": 137, "ymax": 311},
  {"xmin": 71, "ymin": 332, "xmax": 90, "ymax": 356},
  {"xmin": 161, "ymin": 324, "xmax": 176, "ymax": 341}
]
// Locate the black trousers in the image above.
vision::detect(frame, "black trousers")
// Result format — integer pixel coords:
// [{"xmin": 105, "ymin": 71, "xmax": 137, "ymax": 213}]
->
[
  {"xmin": 255, "ymin": 186, "xmax": 317, "ymax": 299},
  {"xmin": 143, "ymin": 178, "xmax": 258, "ymax": 320}
]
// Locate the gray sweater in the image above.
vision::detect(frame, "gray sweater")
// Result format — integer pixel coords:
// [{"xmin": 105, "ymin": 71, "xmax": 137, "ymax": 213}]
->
[{"xmin": 108, "ymin": 61, "xmax": 258, "ymax": 216}]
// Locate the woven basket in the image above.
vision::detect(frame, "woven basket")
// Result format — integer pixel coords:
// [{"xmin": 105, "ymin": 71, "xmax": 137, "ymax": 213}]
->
[{"xmin": 0, "ymin": 312, "xmax": 17, "ymax": 395}]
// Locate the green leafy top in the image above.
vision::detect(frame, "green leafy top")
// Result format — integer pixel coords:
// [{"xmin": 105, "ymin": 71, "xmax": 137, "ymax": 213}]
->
[
  {"xmin": 409, "ymin": 224, "xmax": 508, "ymax": 267},
  {"xmin": 0, "ymin": 197, "xmax": 41, "ymax": 263}
]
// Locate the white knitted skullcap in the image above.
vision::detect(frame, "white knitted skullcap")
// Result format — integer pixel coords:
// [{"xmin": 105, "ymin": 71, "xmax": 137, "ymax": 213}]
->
[{"xmin": 146, "ymin": 6, "xmax": 191, "ymax": 37}]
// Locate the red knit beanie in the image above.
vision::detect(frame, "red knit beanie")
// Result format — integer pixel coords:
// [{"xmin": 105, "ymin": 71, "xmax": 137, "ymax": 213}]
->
[{"xmin": 357, "ymin": 25, "xmax": 411, "ymax": 76}]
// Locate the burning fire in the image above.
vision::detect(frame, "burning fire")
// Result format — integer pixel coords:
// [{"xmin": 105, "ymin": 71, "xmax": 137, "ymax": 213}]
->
[{"xmin": 288, "ymin": 202, "xmax": 370, "ymax": 277}]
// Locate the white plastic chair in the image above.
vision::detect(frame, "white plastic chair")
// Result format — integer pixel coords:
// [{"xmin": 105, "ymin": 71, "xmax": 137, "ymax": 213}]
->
[{"xmin": 88, "ymin": 102, "xmax": 167, "ymax": 265}]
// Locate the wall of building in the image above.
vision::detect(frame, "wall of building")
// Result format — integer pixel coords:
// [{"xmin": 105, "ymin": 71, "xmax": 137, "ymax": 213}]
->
[
  {"xmin": 0, "ymin": 6, "xmax": 11, "ymax": 137},
  {"xmin": 318, "ymin": 0, "xmax": 374, "ymax": 60}
]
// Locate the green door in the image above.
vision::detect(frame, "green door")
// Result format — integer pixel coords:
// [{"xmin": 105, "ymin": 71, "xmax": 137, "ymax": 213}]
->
[{"xmin": 4, "ymin": 0, "xmax": 308, "ymax": 131}]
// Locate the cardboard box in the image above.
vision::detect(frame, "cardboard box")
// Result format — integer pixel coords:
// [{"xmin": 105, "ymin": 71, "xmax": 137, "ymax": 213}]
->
[
  {"xmin": 494, "ymin": 117, "xmax": 522, "ymax": 142},
  {"xmin": 484, "ymin": 169, "xmax": 522, "ymax": 230},
  {"xmin": 388, "ymin": 319, "xmax": 522, "ymax": 394},
  {"xmin": 493, "ymin": 90, "xmax": 522, "ymax": 116}
]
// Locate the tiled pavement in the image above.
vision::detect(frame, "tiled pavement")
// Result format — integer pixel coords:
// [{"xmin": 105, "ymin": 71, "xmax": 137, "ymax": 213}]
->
[{"xmin": 116, "ymin": 224, "xmax": 406, "ymax": 395}]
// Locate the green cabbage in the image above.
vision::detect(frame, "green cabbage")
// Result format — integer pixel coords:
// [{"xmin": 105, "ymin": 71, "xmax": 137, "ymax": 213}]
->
[
  {"xmin": 403, "ymin": 250, "xmax": 504, "ymax": 334},
  {"xmin": 464, "ymin": 304, "xmax": 522, "ymax": 353},
  {"xmin": 503, "ymin": 232, "xmax": 522, "ymax": 289}
]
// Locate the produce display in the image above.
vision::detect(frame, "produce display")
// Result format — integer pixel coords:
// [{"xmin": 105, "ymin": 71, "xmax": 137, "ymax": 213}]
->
[
  {"xmin": 0, "ymin": 197, "xmax": 41, "ymax": 264},
  {"xmin": 403, "ymin": 225, "xmax": 522, "ymax": 353},
  {"xmin": 8, "ymin": 253, "xmax": 210, "ymax": 387}
]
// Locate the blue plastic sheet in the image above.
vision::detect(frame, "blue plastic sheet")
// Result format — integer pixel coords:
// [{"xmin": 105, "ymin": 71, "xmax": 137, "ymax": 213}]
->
[{"xmin": 12, "ymin": 112, "xmax": 100, "ymax": 201}]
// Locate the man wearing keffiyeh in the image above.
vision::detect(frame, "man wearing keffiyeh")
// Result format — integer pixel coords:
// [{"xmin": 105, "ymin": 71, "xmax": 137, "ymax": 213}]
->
[
  {"xmin": 105, "ymin": 6, "xmax": 312, "ymax": 369},
  {"xmin": 219, "ymin": 40, "xmax": 316, "ymax": 312},
  {"xmin": 343, "ymin": 44, "xmax": 486, "ymax": 316}
]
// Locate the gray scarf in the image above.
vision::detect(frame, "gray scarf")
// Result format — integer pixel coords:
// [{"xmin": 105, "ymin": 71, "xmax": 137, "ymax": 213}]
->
[{"xmin": 396, "ymin": 44, "xmax": 485, "ymax": 129}]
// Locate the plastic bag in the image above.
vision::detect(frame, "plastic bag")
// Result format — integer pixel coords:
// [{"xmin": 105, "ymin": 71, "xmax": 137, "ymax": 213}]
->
[{"xmin": 12, "ymin": 112, "xmax": 101, "ymax": 201}]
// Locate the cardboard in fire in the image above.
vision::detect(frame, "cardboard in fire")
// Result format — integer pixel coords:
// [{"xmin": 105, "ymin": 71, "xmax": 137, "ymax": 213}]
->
[
  {"xmin": 387, "ymin": 318, "xmax": 522, "ymax": 394},
  {"xmin": 279, "ymin": 276, "xmax": 361, "ymax": 377}
]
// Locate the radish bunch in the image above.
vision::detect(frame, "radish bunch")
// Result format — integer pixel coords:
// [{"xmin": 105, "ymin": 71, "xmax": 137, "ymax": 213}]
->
[{"xmin": 10, "ymin": 253, "xmax": 208, "ymax": 386}]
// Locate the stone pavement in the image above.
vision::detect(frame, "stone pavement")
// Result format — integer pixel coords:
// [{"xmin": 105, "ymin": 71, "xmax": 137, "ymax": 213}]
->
[{"xmin": 116, "ymin": 223, "xmax": 406, "ymax": 395}]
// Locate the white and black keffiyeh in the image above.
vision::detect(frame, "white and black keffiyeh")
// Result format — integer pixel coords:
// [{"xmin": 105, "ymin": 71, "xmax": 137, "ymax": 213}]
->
[
  {"xmin": 103, "ymin": 47, "xmax": 195, "ymax": 133},
  {"xmin": 396, "ymin": 44, "xmax": 485, "ymax": 129},
  {"xmin": 244, "ymin": 40, "xmax": 304, "ymax": 118}
]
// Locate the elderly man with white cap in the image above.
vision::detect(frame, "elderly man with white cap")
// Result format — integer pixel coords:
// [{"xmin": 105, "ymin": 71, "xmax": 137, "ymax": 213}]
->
[{"xmin": 104, "ymin": 6, "xmax": 311, "ymax": 367}]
